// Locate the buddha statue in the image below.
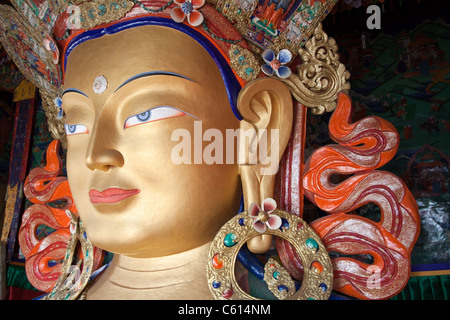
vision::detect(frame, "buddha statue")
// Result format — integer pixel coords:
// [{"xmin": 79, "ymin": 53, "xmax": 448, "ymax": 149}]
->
[{"xmin": 0, "ymin": 0, "xmax": 420, "ymax": 300}]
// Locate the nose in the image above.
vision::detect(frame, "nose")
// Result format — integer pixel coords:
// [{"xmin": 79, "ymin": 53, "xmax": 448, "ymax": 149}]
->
[{"xmin": 85, "ymin": 121, "xmax": 124, "ymax": 172}]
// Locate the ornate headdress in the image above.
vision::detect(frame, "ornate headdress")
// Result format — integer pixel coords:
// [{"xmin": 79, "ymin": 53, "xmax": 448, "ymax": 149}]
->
[{"xmin": 0, "ymin": 0, "xmax": 342, "ymax": 145}]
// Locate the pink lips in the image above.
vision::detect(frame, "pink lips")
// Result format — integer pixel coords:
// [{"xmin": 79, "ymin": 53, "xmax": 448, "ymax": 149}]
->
[{"xmin": 89, "ymin": 188, "xmax": 140, "ymax": 204}]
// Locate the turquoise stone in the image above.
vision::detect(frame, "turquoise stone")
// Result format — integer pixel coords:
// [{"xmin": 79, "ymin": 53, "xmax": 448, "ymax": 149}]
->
[
  {"xmin": 306, "ymin": 238, "xmax": 319, "ymax": 252},
  {"xmin": 245, "ymin": 67, "xmax": 254, "ymax": 76},
  {"xmin": 273, "ymin": 271, "xmax": 280, "ymax": 279},
  {"xmin": 224, "ymin": 233, "xmax": 237, "ymax": 247}
]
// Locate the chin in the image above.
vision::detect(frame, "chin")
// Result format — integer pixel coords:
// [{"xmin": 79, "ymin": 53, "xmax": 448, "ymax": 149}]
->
[
  {"xmin": 85, "ymin": 229, "xmax": 148, "ymax": 255},
  {"xmin": 81, "ymin": 219, "xmax": 171, "ymax": 256}
]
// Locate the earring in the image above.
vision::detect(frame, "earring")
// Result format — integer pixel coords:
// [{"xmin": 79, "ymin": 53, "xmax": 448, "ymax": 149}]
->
[
  {"xmin": 206, "ymin": 198, "xmax": 333, "ymax": 300},
  {"xmin": 263, "ymin": 258, "xmax": 296, "ymax": 299},
  {"xmin": 44, "ymin": 210, "xmax": 94, "ymax": 300}
]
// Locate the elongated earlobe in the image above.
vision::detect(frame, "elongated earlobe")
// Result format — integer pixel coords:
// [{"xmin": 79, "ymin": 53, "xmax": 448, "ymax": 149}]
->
[{"xmin": 237, "ymin": 78, "xmax": 293, "ymax": 253}]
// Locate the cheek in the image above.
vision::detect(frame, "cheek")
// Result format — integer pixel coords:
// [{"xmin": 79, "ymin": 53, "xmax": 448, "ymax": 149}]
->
[
  {"xmin": 120, "ymin": 122, "xmax": 182, "ymax": 179},
  {"xmin": 65, "ymin": 137, "xmax": 94, "ymax": 222}
]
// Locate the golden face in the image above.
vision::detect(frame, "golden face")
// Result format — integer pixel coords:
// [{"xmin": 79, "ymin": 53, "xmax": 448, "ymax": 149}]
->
[{"xmin": 63, "ymin": 25, "xmax": 242, "ymax": 257}]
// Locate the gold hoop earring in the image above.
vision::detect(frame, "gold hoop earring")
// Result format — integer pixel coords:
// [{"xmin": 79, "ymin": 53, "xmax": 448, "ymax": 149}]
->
[{"xmin": 206, "ymin": 199, "xmax": 333, "ymax": 300}]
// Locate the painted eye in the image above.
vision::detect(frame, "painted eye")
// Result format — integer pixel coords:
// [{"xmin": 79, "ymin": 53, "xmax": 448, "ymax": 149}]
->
[
  {"xmin": 124, "ymin": 106, "xmax": 185, "ymax": 129},
  {"xmin": 64, "ymin": 124, "xmax": 89, "ymax": 136}
]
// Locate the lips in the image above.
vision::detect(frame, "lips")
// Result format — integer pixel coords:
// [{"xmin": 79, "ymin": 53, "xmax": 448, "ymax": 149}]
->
[{"xmin": 89, "ymin": 188, "xmax": 140, "ymax": 204}]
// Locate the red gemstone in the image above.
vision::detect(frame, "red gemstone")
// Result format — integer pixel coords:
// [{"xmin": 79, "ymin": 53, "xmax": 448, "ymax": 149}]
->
[
  {"xmin": 212, "ymin": 253, "xmax": 223, "ymax": 269},
  {"xmin": 222, "ymin": 288, "xmax": 233, "ymax": 299}
]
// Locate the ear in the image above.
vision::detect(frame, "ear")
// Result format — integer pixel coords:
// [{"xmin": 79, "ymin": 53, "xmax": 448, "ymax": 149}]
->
[{"xmin": 237, "ymin": 78, "xmax": 293, "ymax": 254}]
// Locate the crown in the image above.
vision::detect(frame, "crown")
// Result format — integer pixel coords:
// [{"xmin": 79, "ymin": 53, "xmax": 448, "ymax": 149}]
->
[{"xmin": 0, "ymin": 0, "xmax": 343, "ymax": 141}]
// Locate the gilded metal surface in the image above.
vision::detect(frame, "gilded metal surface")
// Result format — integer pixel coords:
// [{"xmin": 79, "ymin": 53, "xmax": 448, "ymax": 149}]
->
[
  {"xmin": 229, "ymin": 44, "xmax": 261, "ymax": 82},
  {"xmin": 281, "ymin": 23, "xmax": 351, "ymax": 114},
  {"xmin": 263, "ymin": 258, "xmax": 295, "ymax": 300},
  {"xmin": 206, "ymin": 209, "xmax": 333, "ymax": 300}
]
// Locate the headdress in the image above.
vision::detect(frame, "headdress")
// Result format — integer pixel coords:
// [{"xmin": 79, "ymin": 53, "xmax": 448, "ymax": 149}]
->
[{"xmin": 0, "ymin": 0, "xmax": 340, "ymax": 144}]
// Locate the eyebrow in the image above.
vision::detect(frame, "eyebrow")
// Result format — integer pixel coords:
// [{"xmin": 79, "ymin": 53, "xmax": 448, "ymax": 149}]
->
[
  {"xmin": 114, "ymin": 71, "xmax": 194, "ymax": 93},
  {"xmin": 62, "ymin": 72, "xmax": 193, "ymax": 98}
]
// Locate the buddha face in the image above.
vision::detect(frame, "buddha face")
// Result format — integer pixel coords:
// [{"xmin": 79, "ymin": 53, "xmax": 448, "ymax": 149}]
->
[{"xmin": 63, "ymin": 25, "xmax": 242, "ymax": 257}]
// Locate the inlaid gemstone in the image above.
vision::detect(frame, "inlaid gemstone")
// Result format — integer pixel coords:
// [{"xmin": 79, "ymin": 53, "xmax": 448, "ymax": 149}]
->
[
  {"xmin": 212, "ymin": 253, "xmax": 223, "ymax": 269},
  {"xmin": 306, "ymin": 238, "xmax": 319, "ymax": 252},
  {"xmin": 278, "ymin": 285, "xmax": 288, "ymax": 292},
  {"xmin": 224, "ymin": 233, "xmax": 237, "ymax": 247},
  {"xmin": 212, "ymin": 281, "xmax": 221, "ymax": 289},
  {"xmin": 311, "ymin": 261, "xmax": 323, "ymax": 274},
  {"xmin": 319, "ymin": 283, "xmax": 328, "ymax": 292},
  {"xmin": 222, "ymin": 288, "xmax": 233, "ymax": 299},
  {"xmin": 280, "ymin": 218, "xmax": 289, "ymax": 230}
]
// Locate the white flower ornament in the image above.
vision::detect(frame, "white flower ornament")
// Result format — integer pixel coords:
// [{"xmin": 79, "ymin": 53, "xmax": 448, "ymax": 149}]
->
[
  {"xmin": 54, "ymin": 96, "xmax": 63, "ymax": 119},
  {"xmin": 261, "ymin": 48, "xmax": 292, "ymax": 79},
  {"xmin": 249, "ymin": 198, "xmax": 282, "ymax": 233},
  {"xmin": 170, "ymin": 0, "xmax": 205, "ymax": 27},
  {"xmin": 93, "ymin": 75, "xmax": 108, "ymax": 94}
]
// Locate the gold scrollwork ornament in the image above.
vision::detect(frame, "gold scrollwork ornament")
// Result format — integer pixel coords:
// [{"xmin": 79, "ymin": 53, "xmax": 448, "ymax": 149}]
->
[
  {"xmin": 281, "ymin": 22, "xmax": 351, "ymax": 115},
  {"xmin": 206, "ymin": 209, "xmax": 333, "ymax": 300}
]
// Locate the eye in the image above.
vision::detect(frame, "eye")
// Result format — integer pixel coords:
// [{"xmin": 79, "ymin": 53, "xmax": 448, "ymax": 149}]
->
[
  {"xmin": 124, "ymin": 106, "xmax": 185, "ymax": 129},
  {"xmin": 64, "ymin": 124, "xmax": 89, "ymax": 136}
]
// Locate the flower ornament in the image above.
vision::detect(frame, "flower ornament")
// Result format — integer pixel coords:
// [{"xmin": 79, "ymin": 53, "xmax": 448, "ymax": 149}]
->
[
  {"xmin": 170, "ymin": 0, "xmax": 205, "ymax": 27},
  {"xmin": 54, "ymin": 96, "xmax": 63, "ymax": 120},
  {"xmin": 43, "ymin": 36, "xmax": 59, "ymax": 65},
  {"xmin": 261, "ymin": 48, "xmax": 292, "ymax": 79},
  {"xmin": 65, "ymin": 210, "xmax": 77, "ymax": 235},
  {"xmin": 249, "ymin": 198, "xmax": 282, "ymax": 233}
]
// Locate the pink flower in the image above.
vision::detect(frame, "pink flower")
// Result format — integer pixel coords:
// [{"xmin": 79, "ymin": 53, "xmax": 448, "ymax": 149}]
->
[
  {"xmin": 170, "ymin": 0, "xmax": 205, "ymax": 27},
  {"xmin": 249, "ymin": 198, "xmax": 282, "ymax": 233}
]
